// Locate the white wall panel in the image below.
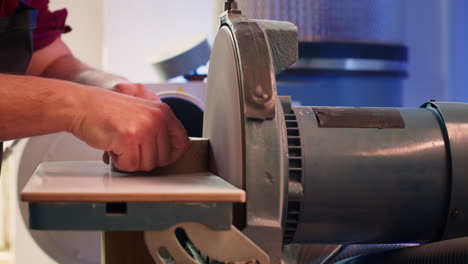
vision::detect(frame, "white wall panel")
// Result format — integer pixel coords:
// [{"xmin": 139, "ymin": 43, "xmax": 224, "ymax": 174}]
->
[
  {"xmin": 49, "ymin": 0, "xmax": 105, "ymax": 69},
  {"xmin": 102, "ymin": 0, "xmax": 216, "ymax": 83}
]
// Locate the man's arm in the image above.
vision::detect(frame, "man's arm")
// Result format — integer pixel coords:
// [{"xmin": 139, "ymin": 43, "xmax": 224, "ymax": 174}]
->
[
  {"xmin": 26, "ymin": 38, "xmax": 158, "ymax": 100},
  {"xmin": 0, "ymin": 74, "xmax": 81, "ymax": 140},
  {"xmin": 0, "ymin": 73, "xmax": 189, "ymax": 171}
]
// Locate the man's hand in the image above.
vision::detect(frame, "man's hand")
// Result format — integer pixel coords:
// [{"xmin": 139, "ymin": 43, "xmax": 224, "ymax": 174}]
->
[
  {"xmin": 112, "ymin": 82, "xmax": 160, "ymax": 101},
  {"xmin": 104, "ymin": 82, "xmax": 161, "ymax": 167},
  {"xmin": 102, "ymin": 81, "xmax": 161, "ymax": 164},
  {"xmin": 17, "ymin": 38, "xmax": 190, "ymax": 171},
  {"xmin": 71, "ymin": 87, "xmax": 190, "ymax": 172}
]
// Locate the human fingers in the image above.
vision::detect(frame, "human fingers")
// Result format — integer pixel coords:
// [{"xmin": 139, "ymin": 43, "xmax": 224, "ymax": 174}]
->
[
  {"xmin": 154, "ymin": 103, "xmax": 190, "ymax": 163},
  {"xmin": 155, "ymin": 118, "xmax": 171, "ymax": 167},
  {"xmin": 113, "ymin": 83, "xmax": 159, "ymax": 101},
  {"xmin": 140, "ymin": 130, "xmax": 158, "ymax": 171},
  {"xmin": 110, "ymin": 144, "xmax": 141, "ymax": 172}
]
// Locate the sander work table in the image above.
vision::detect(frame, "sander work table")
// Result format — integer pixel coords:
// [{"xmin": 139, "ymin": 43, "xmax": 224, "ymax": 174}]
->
[{"xmin": 20, "ymin": 138, "xmax": 268, "ymax": 264}]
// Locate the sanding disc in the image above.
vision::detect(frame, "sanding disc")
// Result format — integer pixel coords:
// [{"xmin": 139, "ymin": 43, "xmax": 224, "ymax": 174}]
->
[{"xmin": 203, "ymin": 26, "xmax": 244, "ymax": 189}]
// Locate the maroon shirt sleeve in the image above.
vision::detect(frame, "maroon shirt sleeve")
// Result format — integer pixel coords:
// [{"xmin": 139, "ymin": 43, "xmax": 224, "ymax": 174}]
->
[
  {"xmin": 0, "ymin": 0, "xmax": 19, "ymax": 17},
  {"xmin": 25, "ymin": 0, "xmax": 71, "ymax": 51}
]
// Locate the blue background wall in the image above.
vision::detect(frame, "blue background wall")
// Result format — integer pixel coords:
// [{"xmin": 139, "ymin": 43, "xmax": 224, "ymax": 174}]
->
[{"xmin": 404, "ymin": 0, "xmax": 468, "ymax": 106}]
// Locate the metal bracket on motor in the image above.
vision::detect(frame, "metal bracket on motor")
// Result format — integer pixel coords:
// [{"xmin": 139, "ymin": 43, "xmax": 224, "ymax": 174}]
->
[
  {"xmin": 144, "ymin": 222, "xmax": 269, "ymax": 264},
  {"xmin": 218, "ymin": 9, "xmax": 298, "ymax": 120},
  {"xmin": 218, "ymin": 10, "xmax": 277, "ymax": 120}
]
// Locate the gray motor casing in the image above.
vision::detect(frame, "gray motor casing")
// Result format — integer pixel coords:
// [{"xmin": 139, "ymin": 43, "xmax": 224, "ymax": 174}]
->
[{"xmin": 288, "ymin": 106, "xmax": 449, "ymax": 244}]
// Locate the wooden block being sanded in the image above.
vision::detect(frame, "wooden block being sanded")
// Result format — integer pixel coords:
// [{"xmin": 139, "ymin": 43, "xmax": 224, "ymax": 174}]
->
[{"xmin": 21, "ymin": 138, "xmax": 246, "ymax": 203}]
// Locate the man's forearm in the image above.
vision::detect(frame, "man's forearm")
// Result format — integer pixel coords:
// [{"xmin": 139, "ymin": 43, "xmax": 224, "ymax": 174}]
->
[
  {"xmin": 27, "ymin": 38, "xmax": 158, "ymax": 101},
  {"xmin": 41, "ymin": 54, "xmax": 128, "ymax": 89},
  {"xmin": 27, "ymin": 38, "xmax": 128, "ymax": 89},
  {"xmin": 0, "ymin": 73, "xmax": 86, "ymax": 141}
]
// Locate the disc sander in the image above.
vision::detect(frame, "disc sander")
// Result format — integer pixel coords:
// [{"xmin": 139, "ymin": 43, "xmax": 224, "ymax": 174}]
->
[{"xmin": 203, "ymin": 26, "xmax": 244, "ymax": 189}]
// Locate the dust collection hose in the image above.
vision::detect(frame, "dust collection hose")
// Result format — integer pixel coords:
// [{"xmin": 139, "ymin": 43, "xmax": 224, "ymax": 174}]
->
[{"xmin": 336, "ymin": 237, "xmax": 468, "ymax": 264}]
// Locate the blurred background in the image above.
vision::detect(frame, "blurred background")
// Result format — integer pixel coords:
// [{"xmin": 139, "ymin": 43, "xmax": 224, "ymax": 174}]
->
[
  {"xmin": 45, "ymin": 0, "xmax": 468, "ymax": 106},
  {"xmin": 1, "ymin": 0, "xmax": 467, "ymax": 263}
]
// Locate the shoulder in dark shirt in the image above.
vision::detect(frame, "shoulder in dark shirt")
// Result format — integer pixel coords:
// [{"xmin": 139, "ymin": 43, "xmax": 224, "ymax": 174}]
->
[
  {"xmin": 0, "ymin": 0, "xmax": 71, "ymax": 51},
  {"xmin": 25, "ymin": 0, "xmax": 71, "ymax": 51}
]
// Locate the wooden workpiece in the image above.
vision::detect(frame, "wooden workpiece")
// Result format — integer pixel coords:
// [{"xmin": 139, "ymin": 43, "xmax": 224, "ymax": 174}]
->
[{"xmin": 21, "ymin": 138, "xmax": 245, "ymax": 203}]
